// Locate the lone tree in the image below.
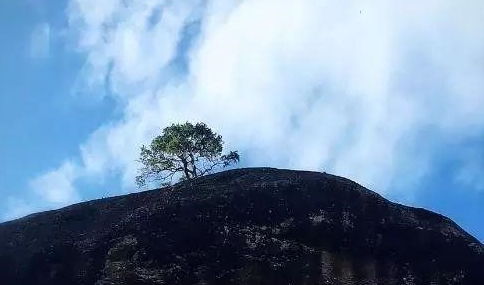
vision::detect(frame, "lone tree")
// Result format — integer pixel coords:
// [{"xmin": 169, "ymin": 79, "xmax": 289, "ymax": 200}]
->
[{"xmin": 136, "ymin": 122, "xmax": 239, "ymax": 187}]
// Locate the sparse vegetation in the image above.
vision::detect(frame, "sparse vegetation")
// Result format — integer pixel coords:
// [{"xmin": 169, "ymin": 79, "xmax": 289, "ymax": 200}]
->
[{"xmin": 136, "ymin": 122, "xmax": 239, "ymax": 187}]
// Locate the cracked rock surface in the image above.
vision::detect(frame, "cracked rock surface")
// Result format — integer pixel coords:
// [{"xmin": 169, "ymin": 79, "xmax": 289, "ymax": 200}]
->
[{"xmin": 0, "ymin": 168, "xmax": 482, "ymax": 284}]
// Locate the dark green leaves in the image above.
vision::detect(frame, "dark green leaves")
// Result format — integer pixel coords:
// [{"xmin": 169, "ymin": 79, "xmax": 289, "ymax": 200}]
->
[{"xmin": 136, "ymin": 122, "xmax": 239, "ymax": 187}]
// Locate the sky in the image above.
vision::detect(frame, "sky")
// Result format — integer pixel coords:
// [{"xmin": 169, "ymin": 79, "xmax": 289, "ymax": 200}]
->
[{"xmin": 0, "ymin": 0, "xmax": 483, "ymax": 241}]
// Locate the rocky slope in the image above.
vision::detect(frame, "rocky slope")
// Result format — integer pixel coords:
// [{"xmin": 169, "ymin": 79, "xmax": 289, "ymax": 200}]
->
[{"xmin": 0, "ymin": 168, "xmax": 482, "ymax": 284}]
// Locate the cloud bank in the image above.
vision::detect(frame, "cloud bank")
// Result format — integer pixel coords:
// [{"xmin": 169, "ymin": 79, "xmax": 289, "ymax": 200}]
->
[{"xmin": 7, "ymin": 0, "xmax": 484, "ymax": 219}]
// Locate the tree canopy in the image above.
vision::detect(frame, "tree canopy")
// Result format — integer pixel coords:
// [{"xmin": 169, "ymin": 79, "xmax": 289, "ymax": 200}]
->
[{"xmin": 136, "ymin": 122, "xmax": 239, "ymax": 187}]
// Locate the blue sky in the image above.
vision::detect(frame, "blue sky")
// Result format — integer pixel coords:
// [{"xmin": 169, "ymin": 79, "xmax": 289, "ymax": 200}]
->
[{"xmin": 0, "ymin": 0, "xmax": 483, "ymax": 241}]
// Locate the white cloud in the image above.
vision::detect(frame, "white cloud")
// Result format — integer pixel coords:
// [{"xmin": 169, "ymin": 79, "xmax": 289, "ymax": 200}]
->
[
  {"xmin": 63, "ymin": 0, "xmax": 484, "ymax": 192},
  {"xmin": 2, "ymin": 198, "xmax": 35, "ymax": 221},
  {"xmin": 29, "ymin": 22, "xmax": 51, "ymax": 58},
  {"xmin": 68, "ymin": 0, "xmax": 202, "ymax": 98},
  {"xmin": 29, "ymin": 160, "xmax": 80, "ymax": 205},
  {"xmin": 8, "ymin": 0, "xmax": 484, "ymax": 219},
  {"xmin": 3, "ymin": 161, "xmax": 80, "ymax": 221}
]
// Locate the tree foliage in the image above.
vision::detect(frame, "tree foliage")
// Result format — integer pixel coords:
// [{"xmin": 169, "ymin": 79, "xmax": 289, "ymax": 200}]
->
[{"xmin": 136, "ymin": 122, "xmax": 239, "ymax": 187}]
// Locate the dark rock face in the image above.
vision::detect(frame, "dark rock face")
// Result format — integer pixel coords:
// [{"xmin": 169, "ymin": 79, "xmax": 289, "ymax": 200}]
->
[{"xmin": 0, "ymin": 168, "xmax": 482, "ymax": 285}]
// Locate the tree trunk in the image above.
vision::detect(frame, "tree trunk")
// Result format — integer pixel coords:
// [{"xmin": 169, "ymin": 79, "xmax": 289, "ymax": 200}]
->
[
  {"xmin": 181, "ymin": 158, "xmax": 191, "ymax": 179},
  {"xmin": 189, "ymin": 153, "xmax": 197, "ymax": 177}
]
